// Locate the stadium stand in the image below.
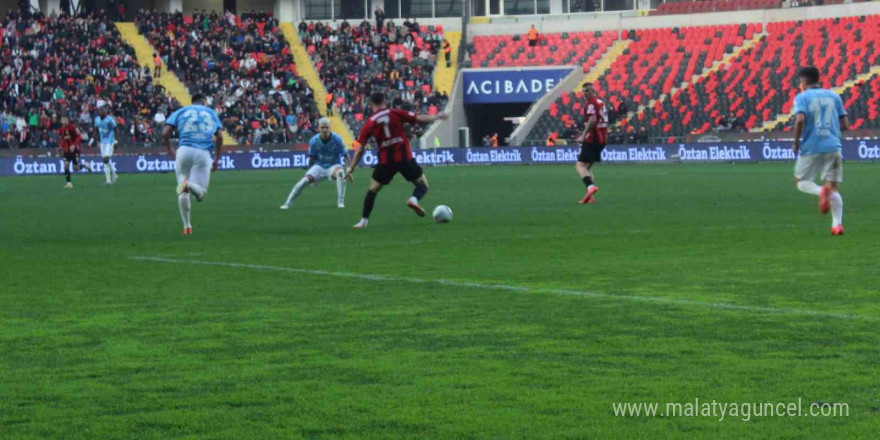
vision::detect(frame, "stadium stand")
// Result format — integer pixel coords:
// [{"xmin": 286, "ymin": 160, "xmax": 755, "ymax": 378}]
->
[
  {"xmin": 524, "ymin": 14, "xmax": 880, "ymax": 144},
  {"xmin": 298, "ymin": 19, "xmax": 449, "ymax": 142},
  {"xmin": 469, "ymin": 30, "xmax": 617, "ymax": 71},
  {"xmin": 0, "ymin": 11, "xmax": 177, "ymax": 149},
  {"xmin": 633, "ymin": 15, "xmax": 880, "ymax": 140},
  {"xmin": 652, "ymin": 0, "xmax": 866, "ymax": 16},
  {"xmin": 836, "ymin": 73, "xmax": 880, "ymax": 130},
  {"xmin": 135, "ymin": 10, "xmax": 320, "ymax": 145},
  {"xmin": 523, "ymin": 24, "xmax": 758, "ymax": 144}
]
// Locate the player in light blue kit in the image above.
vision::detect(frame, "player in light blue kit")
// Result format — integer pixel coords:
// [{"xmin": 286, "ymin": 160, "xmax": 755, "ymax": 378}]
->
[
  {"xmin": 792, "ymin": 66, "xmax": 849, "ymax": 236},
  {"xmin": 162, "ymin": 94, "xmax": 224, "ymax": 235},
  {"xmin": 281, "ymin": 118, "xmax": 352, "ymax": 209},
  {"xmin": 94, "ymin": 106, "xmax": 118, "ymax": 185}
]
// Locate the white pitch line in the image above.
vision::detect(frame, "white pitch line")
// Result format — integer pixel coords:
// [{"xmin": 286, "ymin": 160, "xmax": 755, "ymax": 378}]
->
[{"xmin": 129, "ymin": 256, "xmax": 874, "ymax": 322}]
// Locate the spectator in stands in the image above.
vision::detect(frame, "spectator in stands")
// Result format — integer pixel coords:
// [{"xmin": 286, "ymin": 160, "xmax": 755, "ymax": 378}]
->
[
  {"xmin": 0, "ymin": 10, "xmax": 176, "ymax": 148},
  {"xmin": 326, "ymin": 92, "xmax": 334, "ymax": 116},
  {"xmin": 301, "ymin": 17, "xmax": 447, "ymax": 141},
  {"xmin": 528, "ymin": 25, "xmax": 539, "ymax": 49},
  {"xmin": 546, "ymin": 134, "xmax": 556, "ymax": 146},
  {"xmin": 153, "ymin": 52, "xmax": 161, "ymax": 78},
  {"xmin": 375, "ymin": 6, "xmax": 385, "ymax": 33},
  {"xmin": 491, "ymin": 133, "xmax": 499, "ymax": 147},
  {"xmin": 443, "ymin": 38, "xmax": 452, "ymax": 68},
  {"xmin": 728, "ymin": 113, "xmax": 744, "ymax": 132},
  {"xmin": 636, "ymin": 127, "xmax": 649, "ymax": 144},
  {"xmin": 136, "ymin": 9, "xmax": 319, "ymax": 145},
  {"xmin": 482, "ymin": 134, "xmax": 491, "ymax": 147}
]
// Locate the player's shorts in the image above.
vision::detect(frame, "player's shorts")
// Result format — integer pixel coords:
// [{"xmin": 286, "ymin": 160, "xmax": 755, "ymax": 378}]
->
[
  {"xmin": 578, "ymin": 142, "xmax": 606, "ymax": 163},
  {"xmin": 305, "ymin": 164, "xmax": 343, "ymax": 183},
  {"xmin": 372, "ymin": 160, "xmax": 424, "ymax": 185},
  {"xmin": 99, "ymin": 142, "xmax": 114, "ymax": 157},
  {"xmin": 175, "ymin": 146, "xmax": 212, "ymax": 192},
  {"xmin": 794, "ymin": 151, "xmax": 843, "ymax": 183},
  {"xmin": 63, "ymin": 152, "xmax": 79, "ymax": 165}
]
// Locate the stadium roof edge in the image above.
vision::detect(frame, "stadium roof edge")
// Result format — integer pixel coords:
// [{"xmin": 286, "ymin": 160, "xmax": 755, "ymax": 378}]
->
[{"xmin": 468, "ymin": 3, "xmax": 880, "ymax": 37}]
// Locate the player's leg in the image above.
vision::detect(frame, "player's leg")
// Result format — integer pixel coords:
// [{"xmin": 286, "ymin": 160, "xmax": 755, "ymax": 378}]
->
[
  {"xmin": 77, "ymin": 153, "xmax": 91, "ymax": 172},
  {"xmin": 175, "ymin": 148, "xmax": 193, "ymax": 233},
  {"xmin": 403, "ymin": 161, "xmax": 428, "ymax": 217},
  {"xmin": 576, "ymin": 142, "xmax": 601, "ymax": 203},
  {"xmin": 100, "ymin": 143, "xmax": 112, "ymax": 184},
  {"xmin": 281, "ymin": 166, "xmax": 321, "ymax": 209},
  {"xmin": 355, "ymin": 165, "xmax": 393, "ymax": 229},
  {"xmin": 793, "ymin": 154, "xmax": 826, "ymax": 214},
  {"xmin": 63, "ymin": 158, "xmax": 73, "ymax": 187},
  {"xmin": 576, "ymin": 160, "xmax": 598, "ymax": 204},
  {"xmin": 822, "ymin": 152, "xmax": 844, "ymax": 234},
  {"xmin": 186, "ymin": 150, "xmax": 212, "ymax": 202},
  {"xmin": 109, "ymin": 143, "xmax": 118, "ymax": 181},
  {"xmin": 330, "ymin": 165, "xmax": 346, "ymax": 208}
]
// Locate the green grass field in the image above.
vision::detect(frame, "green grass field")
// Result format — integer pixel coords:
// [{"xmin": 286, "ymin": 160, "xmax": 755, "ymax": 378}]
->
[{"xmin": 1, "ymin": 163, "xmax": 877, "ymax": 439}]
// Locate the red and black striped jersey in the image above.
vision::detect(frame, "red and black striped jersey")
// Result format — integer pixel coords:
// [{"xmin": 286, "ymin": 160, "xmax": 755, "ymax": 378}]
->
[
  {"xmin": 583, "ymin": 97, "xmax": 609, "ymax": 145},
  {"xmin": 58, "ymin": 124, "xmax": 81, "ymax": 153},
  {"xmin": 357, "ymin": 108, "xmax": 418, "ymax": 164}
]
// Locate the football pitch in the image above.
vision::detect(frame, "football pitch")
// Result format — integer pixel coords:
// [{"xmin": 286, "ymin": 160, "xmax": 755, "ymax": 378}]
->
[{"xmin": 1, "ymin": 163, "xmax": 877, "ymax": 439}]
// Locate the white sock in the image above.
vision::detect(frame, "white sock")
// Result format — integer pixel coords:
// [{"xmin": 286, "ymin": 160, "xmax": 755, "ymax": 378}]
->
[
  {"xmin": 110, "ymin": 161, "xmax": 117, "ymax": 179},
  {"xmin": 336, "ymin": 170, "xmax": 346, "ymax": 203},
  {"xmin": 284, "ymin": 177, "xmax": 309, "ymax": 205},
  {"xmin": 104, "ymin": 165, "xmax": 112, "ymax": 183},
  {"xmin": 796, "ymin": 180, "xmax": 822, "ymax": 196},
  {"xmin": 408, "ymin": 196, "xmax": 418, "ymax": 205},
  {"xmin": 187, "ymin": 181, "xmax": 206, "ymax": 200},
  {"xmin": 178, "ymin": 193, "xmax": 191, "ymax": 228},
  {"xmin": 830, "ymin": 192, "xmax": 843, "ymax": 227}
]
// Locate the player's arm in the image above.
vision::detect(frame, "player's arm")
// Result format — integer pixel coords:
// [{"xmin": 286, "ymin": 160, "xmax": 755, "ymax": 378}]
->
[
  {"xmin": 211, "ymin": 129, "xmax": 222, "ymax": 171},
  {"xmin": 415, "ymin": 112, "xmax": 449, "ymax": 123},
  {"xmin": 577, "ymin": 115, "xmax": 597, "ymax": 142},
  {"xmin": 162, "ymin": 124, "xmax": 176, "ymax": 159},
  {"xmin": 346, "ymin": 141, "xmax": 366, "ymax": 179},
  {"xmin": 346, "ymin": 122, "xmax": 373, "ymax": 178},
  {"xmin": 839, "ymin": 115, "xmax": 849, "ymax": 132},
  {"xmin": 793, "ymin": 113, "xmax": 806, "ymax": 154},
  {"xmin": 343, "ymin": 151, "xmax": 353, "ymax": 182},
  {"xmin": 74, "ymin": 128, "xmax": 82, "ymax": 151}
]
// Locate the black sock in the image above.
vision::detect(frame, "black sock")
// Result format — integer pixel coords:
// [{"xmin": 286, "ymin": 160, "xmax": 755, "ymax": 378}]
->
[
  {"xmin": 65, "ymin": 165, "xmax": 71, "ymax": 182},
  {"xmin": 362, "ymin": 190, "xmax": 377, "ymax": 219},
  {"xmin": 582, "ymin": 176, "xmax": 593, "ymax": 187},
  {"xmin": 412, "ymin": 183, "xmax": 428, "ymax": 200}
]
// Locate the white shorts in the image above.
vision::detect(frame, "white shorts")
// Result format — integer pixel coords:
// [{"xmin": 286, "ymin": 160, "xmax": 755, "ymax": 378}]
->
[
  {"xmin": 305, "ymin": 164, "xmax": 343, "ymax": 183},
  {"xmin": 176, "ymin": 146, "xmax": 212, "ymax": 191},
  {"xmin": 794, "ymin": 151, "xmax": 843, "ymax": 183},
  {"xmin": 99, "ymin": 142, "xmax": 115, "ymax": 157}
]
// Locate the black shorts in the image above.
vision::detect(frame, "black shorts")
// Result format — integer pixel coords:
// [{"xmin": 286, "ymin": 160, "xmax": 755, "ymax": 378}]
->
[
  {"xmin": 578, "ymin": 142, "xmax": 606, "ymax": 163},
  {"xmin": 372, "ymin": 160, "xmax": 424, "ymax": 185},
  {"xmin": 63, "ymin": 152, "xmax": 79, "ymax": 165}
]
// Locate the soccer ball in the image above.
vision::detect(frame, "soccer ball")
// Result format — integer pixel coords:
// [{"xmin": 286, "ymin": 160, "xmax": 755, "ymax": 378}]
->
[{"xmin": 432, "ymin": 205, "xmax": 453, "ymax": 223}]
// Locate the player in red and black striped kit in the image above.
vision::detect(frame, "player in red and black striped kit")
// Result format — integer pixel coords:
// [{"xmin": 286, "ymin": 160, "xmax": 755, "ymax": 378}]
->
[
  {"xmin": 574, "ymin": 82, "xmax": 608, "ymax": 204},
  {"xmin": 57, "ymin": 117, "xmax": 91, "ymax": 188},
  {"xmin": 345, "ymin": 92, "xmax": 448, "ymax": 229}
]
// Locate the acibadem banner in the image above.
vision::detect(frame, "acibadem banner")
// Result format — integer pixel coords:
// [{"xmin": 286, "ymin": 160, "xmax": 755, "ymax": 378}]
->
[{"xmin": 3, "ymin": 141, "xmax": 879, "ymax": 176}]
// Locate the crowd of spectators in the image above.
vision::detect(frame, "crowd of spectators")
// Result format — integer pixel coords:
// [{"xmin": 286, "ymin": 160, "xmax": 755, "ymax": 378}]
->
[
  {"xmin": 136, "ymin": 9, "xmax": 321, "ymax": 145},
  {"xmin": 298, "ymin": 18, "xmax": 449, "ymax": 143},
  {"xmin": 1, "ymin": 9, "xmax": 178, "ymax": 149}
]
